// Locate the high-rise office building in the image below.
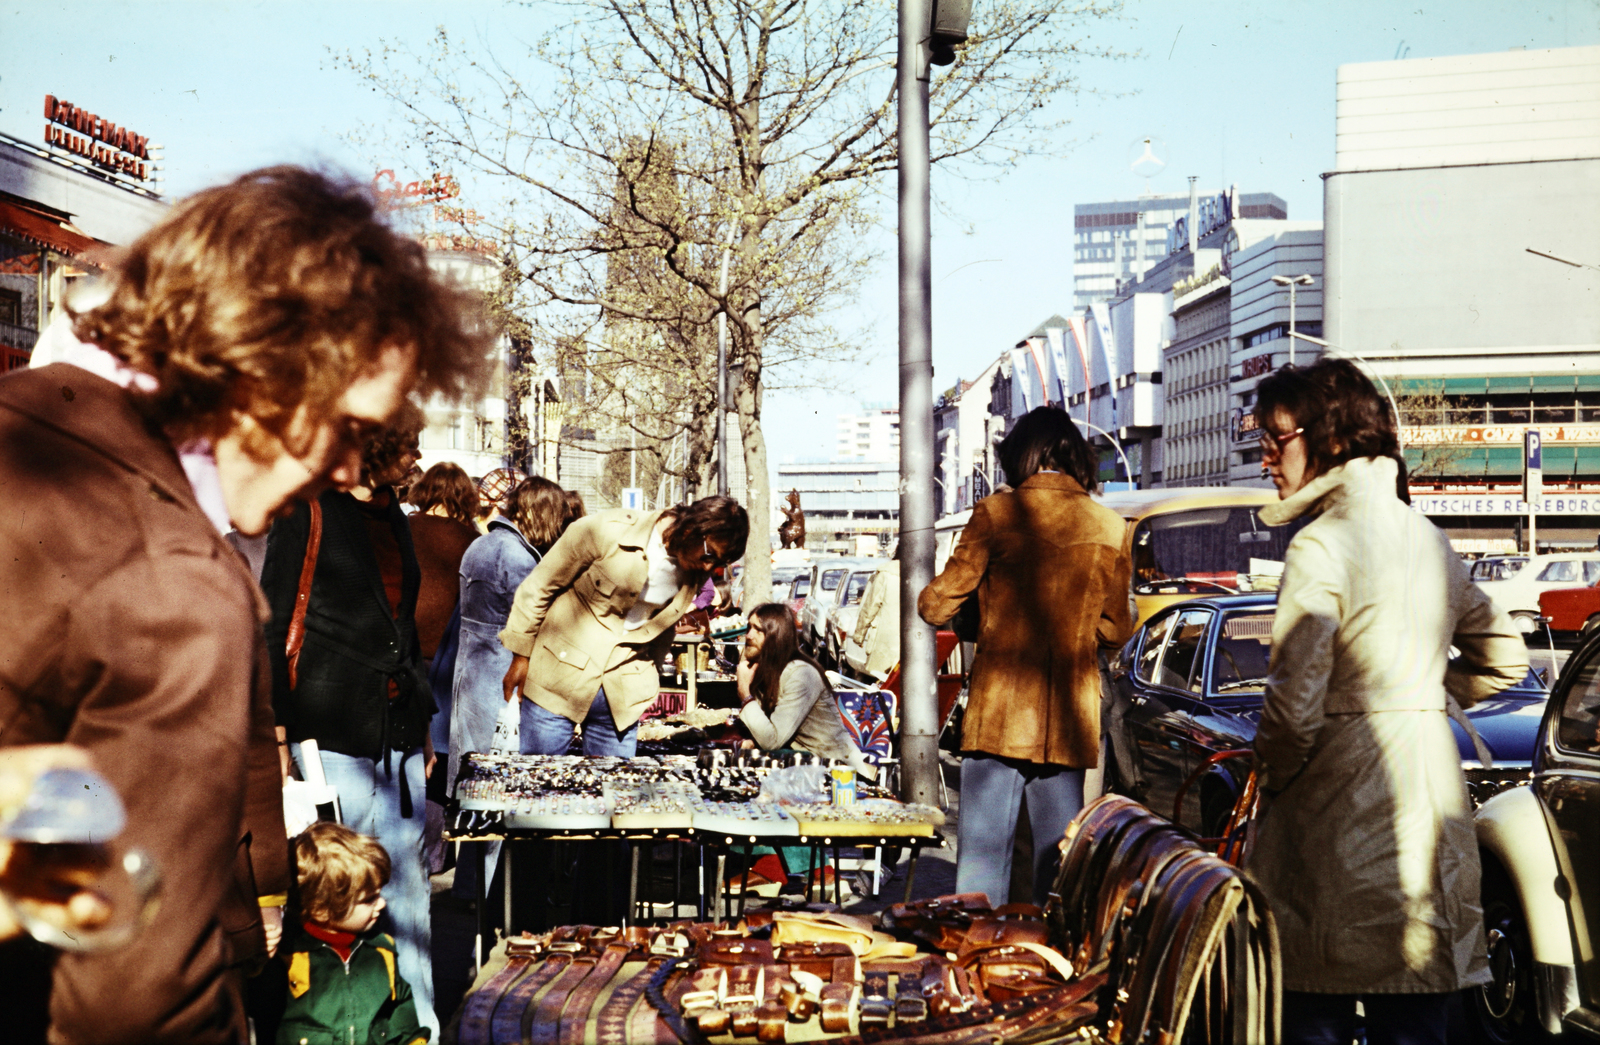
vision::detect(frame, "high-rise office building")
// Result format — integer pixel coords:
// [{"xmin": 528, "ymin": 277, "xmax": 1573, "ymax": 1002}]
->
[
  {"xmin": 1073, "ymin": 191, "xmax": 1288, "ymax": 310},
  {"xmin": 835, "ymin": 405, "xmax": 900, "ymax": 461}
]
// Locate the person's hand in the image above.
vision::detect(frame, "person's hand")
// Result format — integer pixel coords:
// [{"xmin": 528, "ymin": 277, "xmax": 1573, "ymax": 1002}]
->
[
  {"xmin": 0, "ymin": 746, "xmax": 113, "ymax": 945},
  {"xmin": 735, "ymin": 657, "xmax": 755, "ymax": 705},
  {"xmin": 261, "ymin": 905, "xmax": 284, "ymax": 958},
  {"xmin": 503, "ymin": 654, "xmax": 530, "ymax": 703},
  {"xmin": 423, "ymin": 735, "xmax": 437, "ymax": 781}
]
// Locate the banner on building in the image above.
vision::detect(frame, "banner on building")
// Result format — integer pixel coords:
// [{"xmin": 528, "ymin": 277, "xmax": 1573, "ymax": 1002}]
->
[{"xmin": 1089, "ymin": 302, "xmax": 1117, "ymax": 410}]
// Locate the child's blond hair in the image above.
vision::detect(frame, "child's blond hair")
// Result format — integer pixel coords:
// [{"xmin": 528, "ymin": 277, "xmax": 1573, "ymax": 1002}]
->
[{"xmin": 292, "ymin": 822, "xmax": 390, "ymax": 925}]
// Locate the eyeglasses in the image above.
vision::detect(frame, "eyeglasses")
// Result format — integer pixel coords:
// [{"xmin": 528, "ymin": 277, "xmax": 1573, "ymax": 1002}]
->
[
  {"xmin": 1258, "ymin": 427, "xmax": 1304, "ymax": 457},
  {"xmin": 699, "ymin": 537, "xmax": 725, "ymax": 567}
]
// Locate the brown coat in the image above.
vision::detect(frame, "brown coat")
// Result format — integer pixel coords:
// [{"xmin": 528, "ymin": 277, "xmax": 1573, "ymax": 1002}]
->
[
  {"xmin": 0, "ymin": 365, "xmax": 289, "ymax": 1044},
  {"xmin": 408, "ymin": 512, "xmax": 479, "ymax": 659},
  {"xmin": 918, "ymin": 472, "xmax": 1133, "ymax": 767},
  {"xmin": 499, "ymin": 509, "xmax": 698, "ymax": 729}
]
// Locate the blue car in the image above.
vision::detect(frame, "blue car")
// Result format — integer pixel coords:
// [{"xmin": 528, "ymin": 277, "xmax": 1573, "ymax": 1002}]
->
[{"xmin": 1104, "ymin": 593, "xmax": 1549, "ymax": 836}]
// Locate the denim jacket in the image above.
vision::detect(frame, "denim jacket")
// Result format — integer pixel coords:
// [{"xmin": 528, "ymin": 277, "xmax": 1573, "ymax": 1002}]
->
[{"xmin": 448, "ymin": 517, "xmax": 538, "ymax": 790}]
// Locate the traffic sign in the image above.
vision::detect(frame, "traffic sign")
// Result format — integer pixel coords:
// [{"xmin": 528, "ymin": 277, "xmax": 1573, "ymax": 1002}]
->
[{"xmin": 621, "ymin": 487, "xmax": 644, "ymax": 510}]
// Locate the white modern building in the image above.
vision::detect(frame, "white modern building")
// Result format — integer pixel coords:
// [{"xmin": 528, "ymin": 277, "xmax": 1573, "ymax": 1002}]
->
[
  {"xmin": 1074, "ymin": 190, "xmax": 1288, "ymax": 310},
  {"xmin": 835, "ymin": 405, "xmax": 900, "ymax": 461},
  {"xmin": 1322, "ymin": 43, "xmax": 1600, "ymax": 547}
]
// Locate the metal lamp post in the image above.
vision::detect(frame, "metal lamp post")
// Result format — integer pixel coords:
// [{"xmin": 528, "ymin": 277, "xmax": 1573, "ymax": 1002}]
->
[
  {"xmin": 897, "ymin": 0, "xmax": 969, "ymax": 807},
  {"xmin": 1071, "ymin": 418, "xmax": 1136, "ymax": 489},
  {"xmin": 1271, "ymin": 273, "xmax": 1315, "ymax": 365}
]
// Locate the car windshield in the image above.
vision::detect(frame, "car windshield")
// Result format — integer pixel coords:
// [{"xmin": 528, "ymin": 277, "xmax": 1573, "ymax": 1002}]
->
[
  {"xmin": 840, "ymin": 572, "xmax": 874, "ymax": 606},
  {"xmin": 792, "ymin": 576, "xmax": 811, "ymax": 597},
  {"xmin": 820, "ymin": 568, "xmax": 846, "ymax": 591},
  {"xmin": 1132, "ymin": 507, "xmax": 1299, "ymax": 593}
]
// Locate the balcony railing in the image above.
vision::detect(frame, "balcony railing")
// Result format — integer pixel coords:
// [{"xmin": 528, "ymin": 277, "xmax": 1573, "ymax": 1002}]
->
[{"xmin": 0, "ymin": 321, "xmax": 35, "ymax": 372}]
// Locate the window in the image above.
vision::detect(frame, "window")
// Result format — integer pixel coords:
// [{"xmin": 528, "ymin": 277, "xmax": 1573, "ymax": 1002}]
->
[
  {"xmin": 1538, "ymin": 560, "xmax": 1585, "ymax": 583},
  {"xmin": 1135, "ymin": 612, "xmax": 1177, "ymax": 684},
  {"xmin": 1213, "ymin": 613, "xmax": 1273, "ymax": 693},
  {"xmin": 1159, "ymin": 609, "xmax": 1212, "ymax": 692},
  {"xmin": 820, "ymin": 568, "xmax": 847, "ymax": 592},
  {"xmin": 1555, "ymin": 648, "xmax": 1600, "ymax": 755},
  {"xmin": 0, "ymin": 289, "xmax": 20, "ymax": 326},
  {"xmin": 840, "ymin": 572, "xmax": 873, "ymax": 606}
]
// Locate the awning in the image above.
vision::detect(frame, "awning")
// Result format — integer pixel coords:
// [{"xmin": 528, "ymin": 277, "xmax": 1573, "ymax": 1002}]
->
[{"xmin": 0, "ymin": 198, "xmax": 104, "ymax": 259}]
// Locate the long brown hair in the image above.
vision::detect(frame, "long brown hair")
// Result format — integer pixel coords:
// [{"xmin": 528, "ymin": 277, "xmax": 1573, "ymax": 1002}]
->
[
  {"xmin": 745, "ymin": 603, "xmax": 830, "ymax": 714},
  {"xmin": 663, "ymin": 495, "xmax": 750, "ymax": 583},
  {"xmin": 506, "ymin": 476, "xmax": 571, "ymax": 554},
  {"xmin": 409, "ymin": 461, "xmax": 479, "ymax": 526}
]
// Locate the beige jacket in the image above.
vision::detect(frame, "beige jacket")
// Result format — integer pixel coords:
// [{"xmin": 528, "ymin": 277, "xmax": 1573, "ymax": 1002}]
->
[
  {"xmin": 850, "ymin": 560, "xmax": 899, "ymax": 678},
  {"xmin": 1250, "ymin": 455, "xmax": 1527, "ymax": 994},
  {"xmin": 499, "ymin": 509, "xmax": 698, "ymax": 728}
]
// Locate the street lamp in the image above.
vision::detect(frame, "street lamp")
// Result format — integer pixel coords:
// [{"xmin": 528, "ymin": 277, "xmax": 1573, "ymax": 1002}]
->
[
  {"xmin": 1070, "ymin": 417, "xmax": 1137, "ymax": 489},
  {"xmin": 1271, "ymin": 273, "xmax": 1315, "ymax": 364}
]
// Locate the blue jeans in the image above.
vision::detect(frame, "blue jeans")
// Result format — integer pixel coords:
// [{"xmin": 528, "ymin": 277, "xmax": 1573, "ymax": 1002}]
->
[
  {"xmin": 1282, "ymin": 991, "xmax": 1450, "ymax": 1045},
  {"xmin": 956, "ymin": 754, "xmax": 1084, "ymax": 908},
  {"xmin": 520, "ymin": 687, "xmax": 639, "ymax": 757},
  {"xmin": 299, "ymin": 746, "xmax": 437, "ymax": 1037}
]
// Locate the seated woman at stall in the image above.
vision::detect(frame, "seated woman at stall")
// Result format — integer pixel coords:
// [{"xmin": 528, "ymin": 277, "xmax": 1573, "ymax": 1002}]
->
[
  {"xmin": 737, "ymin": 604, "xmax": 875, "ymax": 776},
  {"xmin": 733, "ymin": 604, "xmax": 876, "ymax": 892}
]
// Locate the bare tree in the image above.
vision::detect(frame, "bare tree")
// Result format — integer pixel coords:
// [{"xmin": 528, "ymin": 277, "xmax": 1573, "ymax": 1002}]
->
[
  {"xmin": 1395, "ymin": 379, "xmax": 1474, "ymax": 481},
  {"xmin": 341, "ymin": 0, "xmax": 1126, "ymax": 598}
]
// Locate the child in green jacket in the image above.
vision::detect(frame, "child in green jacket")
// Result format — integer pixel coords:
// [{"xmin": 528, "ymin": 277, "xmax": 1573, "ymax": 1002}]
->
[{"xmin": 278, "ymin": 822, "xmax": 428, "ymax": 1045}]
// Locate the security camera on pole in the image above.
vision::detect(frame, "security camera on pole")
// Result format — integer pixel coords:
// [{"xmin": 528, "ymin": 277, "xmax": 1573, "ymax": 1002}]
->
[{"xmin": 1524, "ymin": 429, "xmax": 1542, "ymax": 555}]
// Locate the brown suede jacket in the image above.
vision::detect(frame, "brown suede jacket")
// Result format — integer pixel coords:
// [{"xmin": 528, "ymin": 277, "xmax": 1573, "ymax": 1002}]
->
[
  {"xmin": 0, "ymin": 364, "xmax": 289, "ymax": 1044},
  {"xmin": 918, "ymin": 472, "xmax": 1134, "ymax": 767}
]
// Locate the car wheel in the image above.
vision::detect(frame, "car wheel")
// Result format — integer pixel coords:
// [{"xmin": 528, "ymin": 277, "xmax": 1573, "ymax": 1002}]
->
[
  {"xmin": 1510, "ymin": 612, "xmax": 1540, "ymax": 637},
  {"xmin": 1472, "ymin": 857, "xmax": 1549, "ymax": 1044}
]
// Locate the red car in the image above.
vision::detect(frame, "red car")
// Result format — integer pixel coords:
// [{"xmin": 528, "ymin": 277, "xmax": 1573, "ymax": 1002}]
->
[{"xmin": 1539, "ymin": 581, "xmax": 1600, "ymax": 638}]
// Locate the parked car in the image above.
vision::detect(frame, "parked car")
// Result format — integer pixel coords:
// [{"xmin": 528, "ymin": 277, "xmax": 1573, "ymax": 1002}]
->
[
  {"xmin": 1470, "ymin": 555, "xmax": 1529, "ymax": 583},
  {"xmin": 1104, "ymin": 593, "xmax": 1550, "ymax": 837},
  {"xmin": 934, "ymin": 486, "xmax": 1290, "ymax": 628},
  {"xmin": 797, "ymin": 557, "xmax": 875, "ymax": 654},
  {"xmin": 1472, "ymin": 626, "xmax": 1600, "ymax": 1040},
  {"xmin": 822, "ymin": 566, "xmax": 878, "ymax": 667},
  {"xmin": 786, "ymin": 573, "xmax": 811, "ymax": 615},
  {"xmin": 1538, "ymin": 576, "xmax": 1600, "ymax": 641},
  {"xmin": 768, "ymin": 565, "xmax": 808, "ymax": 607},
  {"xmin": 1477, "ymin": 552, "xmax": 1600, "ymax": 635}
]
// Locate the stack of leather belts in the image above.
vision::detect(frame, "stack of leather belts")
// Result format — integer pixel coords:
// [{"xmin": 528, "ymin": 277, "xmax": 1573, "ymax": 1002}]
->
[{"xmin": 451, "ymin": 793, "xmax": 1280, "ymax": 1044}]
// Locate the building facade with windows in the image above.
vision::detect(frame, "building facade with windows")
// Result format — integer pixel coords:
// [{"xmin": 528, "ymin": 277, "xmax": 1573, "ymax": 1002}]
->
[
  {"xmin": 1074, "ymin": 190, "xmax": 1288, "ymax": 311},
  {"xmin": 1323, "ymin": 43, "xmax": 1600, "ymax": 548},
  {"xmin": 775, "ymin": 460, "xmax": 898, "ymax": 545},
  {"xmin": 835, "ymin": 405, "xmax": 900, "ymax": 461},
  {"xmin": 0, "ymin": 132, "xmax": 166, "ymax": 370}
]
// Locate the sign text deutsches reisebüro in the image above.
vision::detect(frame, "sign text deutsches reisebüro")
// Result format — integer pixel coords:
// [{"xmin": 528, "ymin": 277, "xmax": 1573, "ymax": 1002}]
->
[{"xmin": 1413, "ymin": 494, "xmax": 1600, "ymax": 517}]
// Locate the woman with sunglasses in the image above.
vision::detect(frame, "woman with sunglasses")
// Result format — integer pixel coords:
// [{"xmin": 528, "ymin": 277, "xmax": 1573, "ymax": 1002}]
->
[
  {"xmin": 499, "ymin": 495, "xmax": 750, "ymax": 756},
  {"xmin": 1249, "ymin": 359, "xmax": 1527, "ymax": 1045}
]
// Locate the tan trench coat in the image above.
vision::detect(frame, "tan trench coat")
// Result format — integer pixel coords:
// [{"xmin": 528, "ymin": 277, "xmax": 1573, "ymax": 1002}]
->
[
  {"xmin": 499, "ymin": 509, "xmax": 697, "ymax": 729},
  {"xmin": 1252, "ymin": 455, "xmax": 1528, "ymax": 994},
  {"xmin": 917, "ymin": 472, "xmax": 1134, "ymax": 767}
]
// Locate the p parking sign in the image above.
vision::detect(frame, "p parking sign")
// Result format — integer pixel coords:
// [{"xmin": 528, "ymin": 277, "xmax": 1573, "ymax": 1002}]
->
[{"xmin": 1524, "ymin": 430, "xmax": 1542, "ymax": 504}]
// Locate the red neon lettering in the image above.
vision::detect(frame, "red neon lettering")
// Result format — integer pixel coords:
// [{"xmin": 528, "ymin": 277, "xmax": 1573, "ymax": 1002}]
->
[{"xmin": 44, "ymin": 95, "xmax": 57, "ymax": 120}]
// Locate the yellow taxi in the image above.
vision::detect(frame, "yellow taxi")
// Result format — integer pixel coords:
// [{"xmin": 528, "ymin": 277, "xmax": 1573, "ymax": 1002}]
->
[{"xmin": 933, "ymin": 486, "xmax": 1288, "ymax": 627}]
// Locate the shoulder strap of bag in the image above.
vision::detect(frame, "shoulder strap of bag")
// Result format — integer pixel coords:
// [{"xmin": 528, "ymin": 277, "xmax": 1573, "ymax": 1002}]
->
[{"xmin": 285, "ymin": 499, "xmax": 324, "ymax": 690}]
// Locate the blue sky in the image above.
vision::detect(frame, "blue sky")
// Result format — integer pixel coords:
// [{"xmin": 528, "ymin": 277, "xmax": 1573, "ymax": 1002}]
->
[{"xmin": 4, "ymin": 1, "xmax": 1596, "ymax": 464}]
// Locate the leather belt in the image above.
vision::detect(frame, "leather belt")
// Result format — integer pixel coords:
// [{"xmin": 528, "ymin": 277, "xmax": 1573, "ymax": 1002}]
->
[
  {"xmin": 489, "ymin": 951, "xmax": 574, "ymax": 1045},
  {"xmin": 527, "ymin": 951, "xmax": 602, "ymax": 1045},
  {"xmin": 457, "ymin": 937, "xmax": 542, "ymax": 1045},
  {"xmin": 594, "ymin": 958, "xmax": 662, "ymax": 1045},
  {"xmin": 559, "ymin": 942, "xmax": 635, "ymax": 1045}
]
